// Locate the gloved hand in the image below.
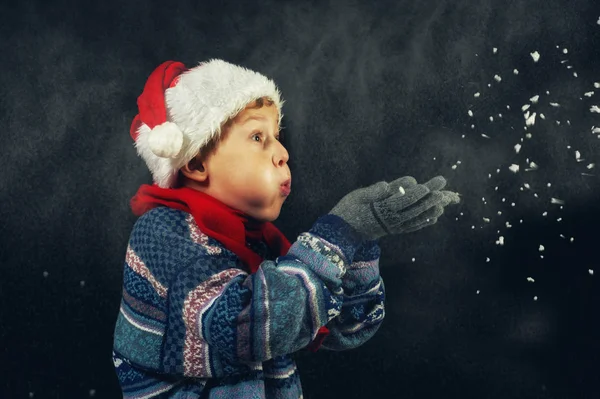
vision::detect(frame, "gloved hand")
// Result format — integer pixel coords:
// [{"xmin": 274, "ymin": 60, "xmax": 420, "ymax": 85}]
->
[{"xmin": 328, "ymin": 176, "xmax": 460, "ymax": 241}]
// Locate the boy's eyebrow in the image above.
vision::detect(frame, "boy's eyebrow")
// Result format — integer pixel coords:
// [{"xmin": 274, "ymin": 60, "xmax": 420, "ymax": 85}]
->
[{"xmin": 240, "ymin": 114, "xmax": 281, "ymax": 132}]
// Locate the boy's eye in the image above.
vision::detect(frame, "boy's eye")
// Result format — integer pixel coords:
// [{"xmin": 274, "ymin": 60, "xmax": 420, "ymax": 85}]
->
[{"xmin": 252, "ymin": 133, "xmax": 281, "ymax": 142}]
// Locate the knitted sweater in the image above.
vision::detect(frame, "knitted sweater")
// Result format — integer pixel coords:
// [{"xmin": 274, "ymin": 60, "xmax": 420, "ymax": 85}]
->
[{"xmin": 112, "ymin": 206, "xmax": 385, "ymax": 398}]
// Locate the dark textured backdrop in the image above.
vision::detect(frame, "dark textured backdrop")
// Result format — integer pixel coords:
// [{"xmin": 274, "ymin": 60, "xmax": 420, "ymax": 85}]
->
[{"xmin": 2, "ymin": 0, "xmax": 600, "ymax": 397}]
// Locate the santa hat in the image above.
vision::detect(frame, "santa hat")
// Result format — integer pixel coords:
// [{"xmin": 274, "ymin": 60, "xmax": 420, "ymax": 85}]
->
[{"xmin": 130, "ymin": 59, "xmax": 284, "ymax": 188}]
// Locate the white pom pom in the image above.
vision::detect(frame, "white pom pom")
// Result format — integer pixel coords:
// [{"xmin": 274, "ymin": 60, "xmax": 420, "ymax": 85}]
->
[{"xmin": 148, "ymin": 122, "xmax": 184, "ymax": 158}]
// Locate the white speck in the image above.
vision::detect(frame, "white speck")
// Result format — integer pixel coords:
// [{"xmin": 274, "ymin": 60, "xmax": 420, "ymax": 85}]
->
[
  {"xmin": 590, "ymin": 269, "xmax": 595, "ymax": 276},
  {"xmin": 556, "ymin": 120, "xmax": 561, "ymax": 126},
  {"xmin": 526, "ymin": 112, "xmax": 537, "ymax": 126},
  {"xmin": 563, "ymin": 48, "xmax": 568, "ymax": 54},
  {"xmin": 498, "ymin": 113, "xmax": 503, "ymax": 118},
  {"xmin": 557, "ymin": 218, "xmax": 562, "ymax": 222},
  {"xmin": 522, "ymin": 104, "xmax": 531, "ymax": 112},
  {"xmin": 525, "ymin": 133, "xmax": 532, "ymax": 139},
  {"xmin": 412, "ymin": 258, "xmax": 416, "ymax": 262},
  {"xmin": 494, "ymin": 74, "xmax": 502, "ymax": 82},
  {"xmin": 550, "ymin": 102, "xmax": 560, "ymax": 107},
  {"xmin": 539, "ymin": 245, "xmax": 545, "ymax": 252},
  {"xmin": 493, "ymin": 47, "xmax": 498, "ymax": 54},
  {"xmin": 570, "ymin": 237, "xmax": 574, "ymax": 242},
  {"xmin": 489, "ymin": 116, "xmax": 494, "ymax": 122},
  {"xmin": 43, "ymin": 271, "xmax": 49, "ymax": 278},
  {"xmin": 486, "ymin": 257, "xmax": 490, "ymax": 263},
  {"xmin": 527, "ymin": 277, "xmax": 535, "ymax": 282},
  {"xmin": 483, "ymin": 217, "xmax": 491, "ymax": 223},
  {"xmin": 591, "ymin": 105, "xmax": 600, "ymax": 113},
  {"xmin": 80, "ymin": 280, "xmax": 86, "ymax": 287},
  {"xmin": 506, "ymin": 221, "xmax": 512, "ymax": 228},
  {"xmin": 29, "ymin": 393, "xmax": 34, "ymax": 398},
  {"xmin": 547, "ymin": 183, "xmax": 551, "ymax": 187},
  {"xmin": 497, "ymin": 211, "xmax": 502, "ymax": 216},
  {"xmin": 452, "ymin": 164, "xmax": 458, "ymax": 170},
  {"xmin": 496, "ymin": 236, "xmax": 505, "ymax": 245},
  {"xmin": 468, "ymin": 110, "xmax": 474, "ymax": 117},
  {"xmin": 398, "ymin": 186, "xmax": 406, "ymax": 195},
  {"xmin": 534, "ymin": 296, "xmax": 538, "ymax": 301},
  {"xmin": 595, "ymin": 82, "xmax": 600, "ymax": 88},
  {"xmin": 514, "ymin": 144, "xmax": 522, "ymax": 153},
  {"xmin": 524, "ymin": 183, "xmax": 531, "ymax": 189},
  {"xmin": 542, "ymin": 211, "xmax": 547, "ymax": 216},
  {"xmin": 476, "ymin": 290, "xmax": 480, "ymax": 294},
  {"xmin": 529, "ymin": 161, "xmax": 539, "ymax": 170},
  {"xmin": 575, "ymin": 151, "xmax": 581, "ymax": 160},
  {"xmin": 509, "ymin": 164, "xmax": 520, "ymax": 173},
  {"xmin": 574, "ymin": 72, "xmax": 578, "ymax": 78},
  {"xmin": 513, "ymin": 69, "xmax": 519, "ymax": 75},
  {"xmin": 530, "ymin": 51, "xmax": 540, "ymax": 62},
  {"xmin": 481, "ymin": 133, "xmax": 491, "ymax": 139},
  {"xmin": 511, "ymin": 203, "xmax": 515, "ymax": 207},
  {"xmin": 540, "ymin": 113, "xmax": 546, "ymax": 120},
  {"xmin": 507, "ymin": 105, "xmax": 511, "ymax": 110},
  {"xmin": 534, "ymin": 193, "xmax": 539, "ymax": 198},
  {"xmin": 587, "ymin": 163, "xmax": 595, "ymax": 169},
  {"xmin": 567, "ymin": 65, "xmax": 573, "ymax": 69},
  {"xmin": 89, "ymin": 389, "xmax": 96, "ymax": 397},
  {"xmin": 474, "ymin": 92, "xmax": 481, "ymax": 97},
  {"xmin": 530, "ymin": 95, "xmax": 540, "ymax": 103},
  {"xmin": 551, "ymin": 198, "xmax": 565, "ymax": 205},
  {"xmin": 584, "ymin": 91, "xmax": 594, "ymax": 97}
]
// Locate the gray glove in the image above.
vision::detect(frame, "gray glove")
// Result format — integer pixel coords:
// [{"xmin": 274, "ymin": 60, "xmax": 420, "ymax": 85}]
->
[{"xmin": 328, "ymin": 176, "xmax": 460, "ymax": 241}]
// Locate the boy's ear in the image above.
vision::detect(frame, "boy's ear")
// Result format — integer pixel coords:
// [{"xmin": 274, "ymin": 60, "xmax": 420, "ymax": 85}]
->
[{"xmin": 180, "ymin": 156, "xmax": 208, "ymax": 182}]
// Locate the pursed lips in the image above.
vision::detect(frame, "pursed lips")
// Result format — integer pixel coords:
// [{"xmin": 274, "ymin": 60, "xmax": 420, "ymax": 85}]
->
[{"xmin": 280, "ymin": 178, "xmax": 291, "ymax": 196}]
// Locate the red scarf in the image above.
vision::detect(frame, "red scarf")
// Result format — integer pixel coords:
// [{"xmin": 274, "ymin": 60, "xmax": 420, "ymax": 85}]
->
[{"xmin": 130, "ymin": 183, "xmax": 329, "ymax": 352}]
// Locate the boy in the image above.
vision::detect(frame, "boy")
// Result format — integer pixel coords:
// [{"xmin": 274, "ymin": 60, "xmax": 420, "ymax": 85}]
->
[{"xmin": 113, "ymin": 59, "xmax": 459, "ymax": 398}]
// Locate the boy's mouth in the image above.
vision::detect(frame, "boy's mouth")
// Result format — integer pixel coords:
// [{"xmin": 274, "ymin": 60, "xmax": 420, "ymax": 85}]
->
[{"xmin": 280, "ymin": 178, "xmax": 291, "ymax": 196}]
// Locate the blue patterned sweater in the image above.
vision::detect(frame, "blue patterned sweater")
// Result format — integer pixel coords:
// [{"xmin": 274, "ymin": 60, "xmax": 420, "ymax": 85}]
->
[{"xmin": 112, "ymin": 206, "xmax": 385, "ymax": 398}]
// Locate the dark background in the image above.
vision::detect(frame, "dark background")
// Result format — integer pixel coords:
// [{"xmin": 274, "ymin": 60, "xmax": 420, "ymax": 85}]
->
[{"xmin": 2, "ymin": 0, "xmax": 600, "ymax": 397}]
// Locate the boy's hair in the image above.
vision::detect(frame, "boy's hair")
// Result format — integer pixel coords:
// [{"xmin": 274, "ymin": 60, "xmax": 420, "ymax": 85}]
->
[{"xmin": 176, "ymin": 96, "xmax": 276, "ymax": 186}]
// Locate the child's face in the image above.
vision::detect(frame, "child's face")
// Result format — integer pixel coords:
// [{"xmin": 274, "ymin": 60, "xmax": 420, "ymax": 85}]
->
[{"xmin": 186, "ymin": 103, "xmax": 291, "ymax": 222}]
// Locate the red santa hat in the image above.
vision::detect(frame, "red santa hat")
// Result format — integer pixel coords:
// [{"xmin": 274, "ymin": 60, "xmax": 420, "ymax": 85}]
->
[{"xmin": 130, "ymin": 59, "xmax": 284, "ymax": 188}]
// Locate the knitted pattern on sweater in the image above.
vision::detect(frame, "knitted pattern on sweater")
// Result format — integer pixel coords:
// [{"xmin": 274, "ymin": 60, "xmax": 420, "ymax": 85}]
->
[{"xmin": 113, "ymin": 206, "xmax": 385, "ymax": 398}]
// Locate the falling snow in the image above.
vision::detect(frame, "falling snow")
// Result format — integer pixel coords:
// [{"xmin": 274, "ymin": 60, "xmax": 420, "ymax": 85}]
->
[
  {"xmin": 530, "ymin": 51, "xmax": 540, "ymax": 62},
  {"xmin": 450, "ymin": 40, "xmax": 598, "ymax": 301}
]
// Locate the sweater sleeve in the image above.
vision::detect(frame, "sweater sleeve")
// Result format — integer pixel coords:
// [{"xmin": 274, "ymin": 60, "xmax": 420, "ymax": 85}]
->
[
  {"xmin": 162, "ymin": 214, "xmax": 368, "ymax": 377},
  {"xmin": 319, "ymin": 238, "xmax": 385, "ymax": 351}
]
